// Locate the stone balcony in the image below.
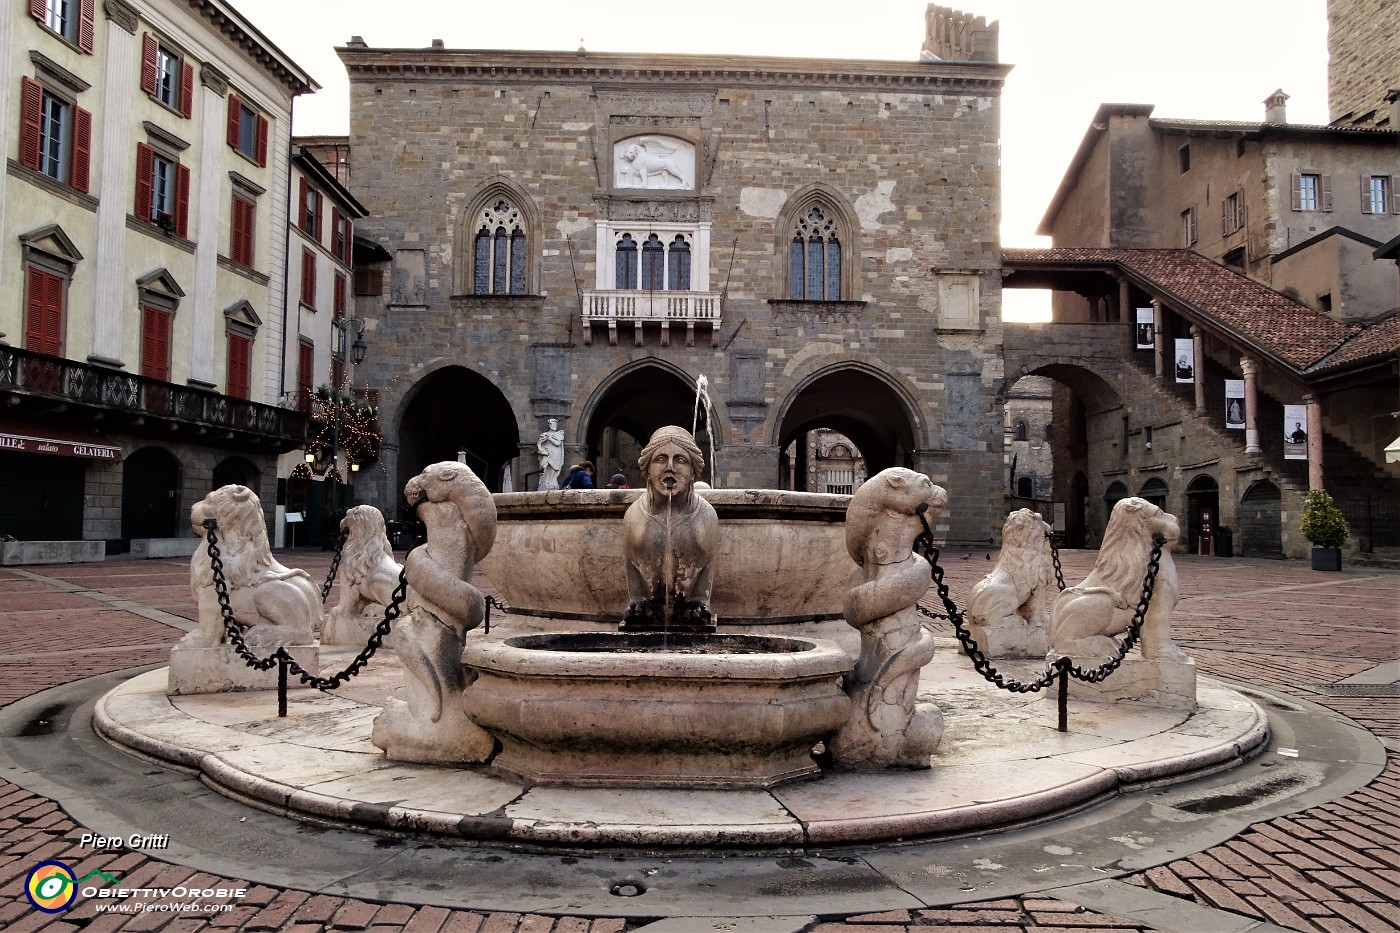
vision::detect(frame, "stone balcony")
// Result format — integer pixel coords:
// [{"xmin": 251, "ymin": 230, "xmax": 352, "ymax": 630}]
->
[{"xmin": 581, "ymin": 290, "xmax": 722, "ymax": 347}]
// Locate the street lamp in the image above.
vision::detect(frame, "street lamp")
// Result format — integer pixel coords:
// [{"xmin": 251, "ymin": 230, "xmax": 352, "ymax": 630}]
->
[{"xmin": 327, "ymin": 317, "xmax": 368, "ymax": 518}]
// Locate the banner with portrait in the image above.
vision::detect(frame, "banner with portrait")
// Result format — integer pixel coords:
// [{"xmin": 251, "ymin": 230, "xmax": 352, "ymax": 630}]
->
[
  {"xmin": 1173, "ymin": 338, "xmax": 1195, "ymax": 383},
  {"xmin": 1135, "ymin": 307, "xmax": 1154, "ymax": 349},
  {"xmin": 1224, "ymin": 380, "xmax": 1245, "ymax": 429},
  {"xmin": 1284, "ymin": 404, "xmax": 1308, "ymax": 460}
]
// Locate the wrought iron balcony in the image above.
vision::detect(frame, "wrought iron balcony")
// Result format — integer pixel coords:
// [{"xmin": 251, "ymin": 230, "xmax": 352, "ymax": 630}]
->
[
  {"xmin": 0, "ymin": 344, "xmax": 309, "ymax": 452},
  {"xmin": 581, "ymin": 289, "xmax": 722, "ymax": 347}
]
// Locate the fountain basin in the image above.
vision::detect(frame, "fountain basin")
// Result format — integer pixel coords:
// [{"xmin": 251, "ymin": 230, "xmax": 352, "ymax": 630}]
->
[
  {"xmin": 478, "ymin": 489, "xmax": 859, "ymax": 623},
  {"xmin": 463, "ymin": 632, "xmax": 853, "ymax": 789}
]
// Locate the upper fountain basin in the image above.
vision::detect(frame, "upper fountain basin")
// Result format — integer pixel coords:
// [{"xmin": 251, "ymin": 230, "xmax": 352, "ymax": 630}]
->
[{"xmin": 478, "ymin": 488, "xmax": 859, "ymax": 622}]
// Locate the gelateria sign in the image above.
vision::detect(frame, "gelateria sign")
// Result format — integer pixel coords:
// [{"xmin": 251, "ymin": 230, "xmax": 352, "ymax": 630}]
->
[{"xmin": 0, "ymin": 422, "xmax": 121, "ymax": 461}]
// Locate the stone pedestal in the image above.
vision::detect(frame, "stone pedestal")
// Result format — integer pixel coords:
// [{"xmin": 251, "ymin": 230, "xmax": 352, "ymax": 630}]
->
[
  {"xmin": 965, "ymin": 619, "xmax": 1048, "ymax": 659},
  {"xmin": 168, "ymin": 644, "xmax": 320, "ymax": 695},
  {"xmin": 1059, "ymin": 657, "xmax": 1197, "ymax": 712}
]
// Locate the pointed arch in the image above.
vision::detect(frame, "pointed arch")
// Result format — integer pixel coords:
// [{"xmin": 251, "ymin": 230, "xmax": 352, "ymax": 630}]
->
[
  {"xmin": 455, "ymin": 176, "xmax": 541, "ymax": 296},
  {"xmin": 775, "ymin": 183, "xmax": 858, "ymax": 301}
]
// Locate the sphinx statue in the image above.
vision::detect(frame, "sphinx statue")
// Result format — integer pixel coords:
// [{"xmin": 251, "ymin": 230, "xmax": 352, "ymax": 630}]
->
[
  {"xmin": 371, "ymin": 462, "xmax": 497, "ymax": 763},
  {"xmin": 620, "ymin": 426, "xmax": 719, "ymax": 633},
  {"xmin": 323, "ymin": 505, "xmax": 403, "ymax": 646},
  {"xmin": 829, "ymin": 468, "xmax": 946, "ymax": 769}
]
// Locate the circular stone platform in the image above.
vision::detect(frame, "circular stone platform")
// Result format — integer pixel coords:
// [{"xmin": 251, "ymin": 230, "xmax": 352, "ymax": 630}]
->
[{"xmin": 94, "ymin": 642, "xmax": 1271, "ymax": 851}]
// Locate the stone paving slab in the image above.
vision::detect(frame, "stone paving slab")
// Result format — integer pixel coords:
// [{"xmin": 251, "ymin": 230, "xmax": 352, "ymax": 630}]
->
[{"xmin": 93, "ymin": 650, "xmax": 1270, "ymax": 849}]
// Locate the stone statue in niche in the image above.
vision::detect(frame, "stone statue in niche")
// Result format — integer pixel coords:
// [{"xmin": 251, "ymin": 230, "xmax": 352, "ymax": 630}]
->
[
  {"xmin": 536, "ymin": 418, "xmax": 565, "ymax": 491},
  {"xmin": 169, "ymin": 485, "xmax": 320, "ymax": 694},
  {"xmin": 830, "ymin": 468, "xmax": 946, "ymax": 769},
  {"xmin": 965, "ymin": 509, "xmax": 1057, "ymax": 658},
  {"xmin": 614, "ymin": 136, "xmax": 695, "ymax": 190},
  {"xmin": 372, "ymin": 462, "xmax": 498, "ymax": 763},
  {"xmin": 621, "ymin": 426, "xmax": 718, "ymax": 633},
  {"xmin": 323, "ymin": 505, "xmax": 403, "ymax": 646}
]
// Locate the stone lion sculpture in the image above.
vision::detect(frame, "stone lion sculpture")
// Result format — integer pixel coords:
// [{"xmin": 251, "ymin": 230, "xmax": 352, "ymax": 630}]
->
[
  {"xmin": 966, "ymin": 509, "xmax": 1057, "ymax": 658},
  {"xmin": 323, "ymin": 505, "xmax": 403, "ymax": 646},
  {"xmin": 1048, "ymin": 496, "xmax": 1185, "ymax": 666},
  {"xmin": 181, "ymin": 484, "xmax": 320, "ymax": 650},
  {"xmin": 372, "ymin": 461, "xmax": 498, "ymax": 764},
  {"xmin": 828, "ymin": 468, "xmax": 947, "ymax": 770}
]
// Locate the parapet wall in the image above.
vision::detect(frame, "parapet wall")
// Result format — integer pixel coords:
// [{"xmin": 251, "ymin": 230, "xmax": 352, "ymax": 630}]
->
[{"xmin": 921, "ymin": 4, "xmax": 999, "ymax": 63}]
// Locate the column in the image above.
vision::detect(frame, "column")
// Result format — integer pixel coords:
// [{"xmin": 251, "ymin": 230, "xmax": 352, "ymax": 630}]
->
[
  {"xmin": 1152, "ymin": 300, "xmax": 1164, "ymax": 378},
  {"xmin": 1240, "ymin": 356, "xmax": 1262, "ymax": 455},
  {"xmin": 89, "ymin": 0, "xmax": 140, "ymax": 365},
  {"xmin": 189, "ymin": 64, "xmax": 229, "ymax": 386},
  {"xmin": 1117, "ymin": 276, "xmax": 1130, "ymax": 325},
  {"xmin": 1305, "ymin": 394, "xmax": 1324, "ymax": 490},
  {"xmin": 1191, "ymin": 325, "xmax": 1206, "ymax": 412}
]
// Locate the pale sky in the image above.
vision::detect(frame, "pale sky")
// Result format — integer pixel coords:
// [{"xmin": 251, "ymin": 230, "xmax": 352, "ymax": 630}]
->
[{"xmin": 227, "ymin": 0, "xmax": 1331, "ymax": 319}]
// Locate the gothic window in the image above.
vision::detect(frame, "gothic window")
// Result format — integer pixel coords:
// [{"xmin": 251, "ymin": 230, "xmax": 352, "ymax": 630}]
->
[
  {"xmin": 472, "ymin": 199, "xmax": 528, "ymax": 295},
  {"xmin": 778, "ymin": 190, "xmax": 854, "ymax": 302},
  {"xmin": 668, "ymin": 236, "xmax": 691, "ymax": 290},
  {"xmin": 641, "ymin": 234, "xmax": 665, "ymax": 290},
  {"xmin": 615, "ymin": 234, "xmax": 638, "ymax": 290}
]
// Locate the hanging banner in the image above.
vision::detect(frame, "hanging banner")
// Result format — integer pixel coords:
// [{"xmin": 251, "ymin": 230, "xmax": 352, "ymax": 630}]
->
[
  {"xmin": 1224, "ymin": 380, "xmax": 1245, "ymax": 429},
  {"xmin": 1174, "ymin": 338, "xmax": 1195, "ymax": 383},
  {"xmin": 1284, "ymin": 404, "xmax": 1308, "ymax": 459},
  {"xmin": 1135, "ymin": 307, "xmax": 1155, "ymax": 349}
]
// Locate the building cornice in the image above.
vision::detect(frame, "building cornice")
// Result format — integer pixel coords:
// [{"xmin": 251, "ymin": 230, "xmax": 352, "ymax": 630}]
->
[
  {"xmin": 184, "ymin": 0, "xmax": 318, "ymax": 96},
  {"xmin": 335, "ymin": 47, "xmax": 1010, "ymax": 92}
]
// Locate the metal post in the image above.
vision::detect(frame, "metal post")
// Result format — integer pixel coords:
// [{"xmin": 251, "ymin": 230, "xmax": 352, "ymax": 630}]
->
[
  {"xmin": 1057, "ymin": 664, "xmax": 1069, "ymax": 733},
  {"xmin": 277, "ymin": 653, "xmax": 288, "ymax": 718}
]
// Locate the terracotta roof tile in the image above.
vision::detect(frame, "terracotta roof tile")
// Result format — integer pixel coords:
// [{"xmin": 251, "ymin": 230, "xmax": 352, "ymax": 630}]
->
[
  {"xmin": 1310, "ymin": 312, "xmax": 1400, "ymax": 372},
  {"xmin": 1003, "ymin": 248, "xmax": 1366, "ymax": 372}
]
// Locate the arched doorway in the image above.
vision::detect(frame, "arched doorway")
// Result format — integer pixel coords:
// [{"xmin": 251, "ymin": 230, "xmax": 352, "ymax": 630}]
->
[
  {"xmin": 776, "ymin": 367, "xmax": 917, "ymax": 491},
  {"xmin": 213, "ymin": 456, "xmax": 259, "ymax": 492},
  {"xmin": 584, "ymin": 364, "xmax": 714, "ymax": 486},
  {"xmin": 1140, "ymin": 477, "xmax": 1168, "ymax": 510},
  {"xmin": 122, "ymin": 447, "xmax": 180, "ymax": 539},
  {"xmin": 399, "ymin": 366, "xmax": 519, "ymax": 494},
  {"xmin": 1186, "ymin": 474, "xmax": 1220, "ymax": 555},
  {"xmin": 1240, "ymin": 480, "xmax": 1283, "ymax": 558}
]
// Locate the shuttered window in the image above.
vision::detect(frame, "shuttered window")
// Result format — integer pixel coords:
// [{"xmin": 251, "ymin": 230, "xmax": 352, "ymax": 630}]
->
[
  {"xmin": 18, "ymin": 77, "xmax": 89, "ymax": 192},
  {"xmin": 226, "ymin": 333, "xmax": 252, "ymax": 400},
  {"xmin": 24, "ymin": 267, "xmax": 64, "ymax": 356},
  {"xmin": 227, "ymin": 94, "xmax": 269, "ymax": 166},
  {"xmin": 230, "ymin": 195, "xmax": 256, "ymax": 266},
  {"xmin": 296, "ymin": 341, "xmax": 314, "ymax": 412},
  {"xmin": 140, "ymin": 306, "xmax": 173, "ymax": 381},
  {"xmin": 141, "ymin": 35, "xmax": 193, "ymax": 117},
  {"xmin": 301, "ymin": 248, "xmax": 316, "ymax": 306},
  {"xmin": 32, "ymin": 0, "xmax": 93, "ymax": 52}
]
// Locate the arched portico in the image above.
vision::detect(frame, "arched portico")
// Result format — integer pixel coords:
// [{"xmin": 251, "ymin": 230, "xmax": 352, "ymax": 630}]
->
[
  {"xmin": 579, "ymin": 361, "xmax": 717, "ymax": 485},
  {"xmin": 397, "ymin": 366, "xmax": 520, "ymax": 494}
]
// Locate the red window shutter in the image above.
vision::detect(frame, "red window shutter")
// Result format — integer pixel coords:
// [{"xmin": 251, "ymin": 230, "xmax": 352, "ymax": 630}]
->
[
  {"xmin": 134, "ymin": 143, "xmax": 154, "ymax": 221},
  {"xmin": 231, "ymin": 196, "xmax": 255, "ymax": 266},
  {"xmin": 334, "ymin": 273, "xmax": 346, "ymax": 319},
  {"xmin": 302, "ymin": 248, "xmax": 316, "ymax": 305},
  {"xmin": 226, "ymin": 95, "xmax": 240, "ymax": 148},
  {"xmin": 25, "ymin": 268, "xmax": 53, "ymax": 352},
  {"xmin": 71, "ymin": 105, "xmax": 91, "ymax": 192},
  {"xmin": 78, "ymin": 0, "xmax": 95, "ymax": 52},
  {"xmin": 255, "ymin": 115, "xmax": 268, "ymax": 166},
  {"xmin": 179, "ymin": 61, "xmax": 194, "ymax": 118},
  {"xmin": 19, "ymin": 77, "xmax": 43, "ymax": 171},
  {"xmin": 1320, "ymin": 174, "xmax": 1333, "ymax": 211},
  {"xmin": 298, "ymin": 177, "xmax": 308, "ymax": 232},
  {"xmin": 140, "ymin": 34, "xmax": 158, "ymax": 95},
  {"xmin": 227, "ymin": 334, "xmax": 251, "ymax": 399},
  {"xmin": 141, "ymin": 307, "xmax": 171, "ymax": 381},
  {"xmin": 298, "ymin": 342, "xmax": 314, "ymax": 405},
  {"xmin": 343, "ymin": 219, "xmax": 353, "ymax": 264},
  {"xmin": 42, "ymin": 272, "xmax": 63, "ymax": 353},
  {"xmin": 174, "ymin": 163, "xmax": 191, "ymax": 237},
  {"xmin": 29, "ymin": 0, "xmax": 45, "ymax": 21}
]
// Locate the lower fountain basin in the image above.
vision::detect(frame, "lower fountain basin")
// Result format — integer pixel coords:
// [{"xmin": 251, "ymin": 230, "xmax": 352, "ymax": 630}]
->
[{"xmin": 463, "ymin": 632, "xmax": 853, "ymax": 789}]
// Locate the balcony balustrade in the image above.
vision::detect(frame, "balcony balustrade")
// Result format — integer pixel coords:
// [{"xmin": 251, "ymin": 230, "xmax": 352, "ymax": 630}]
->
[{"xmin": 581, "ymin": 289, "xmax": 722, "ymax": 347}]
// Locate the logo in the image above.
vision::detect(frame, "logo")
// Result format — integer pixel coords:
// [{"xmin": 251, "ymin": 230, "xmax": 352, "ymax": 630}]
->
[{"xmin": 26, "ymin": 861, "xmax": 77, "ymax": 913}]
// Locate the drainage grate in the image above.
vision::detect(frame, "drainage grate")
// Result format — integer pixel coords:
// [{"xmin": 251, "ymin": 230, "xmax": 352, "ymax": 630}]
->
[{"xmin": 1314, "ymin": 683, "xmax": 1400, "ymax": 697}]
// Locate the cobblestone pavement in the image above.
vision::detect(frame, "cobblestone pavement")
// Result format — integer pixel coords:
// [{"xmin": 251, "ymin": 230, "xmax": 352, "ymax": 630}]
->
[{"xmin": 0, "ymin": 550, "xmax": 1395, "ymax": 932}]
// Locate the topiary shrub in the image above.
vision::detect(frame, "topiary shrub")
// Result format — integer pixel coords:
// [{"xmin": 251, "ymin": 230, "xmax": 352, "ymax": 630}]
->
[{"xmin": 1300, "ymin": 489, "xmax": 1348, "ymax": 548}]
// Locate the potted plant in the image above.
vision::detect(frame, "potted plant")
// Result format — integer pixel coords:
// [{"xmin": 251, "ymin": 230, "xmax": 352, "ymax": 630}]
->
[{"xmin": 1300, "ymin": 489, "xmax": 1348, "ymax": 571}]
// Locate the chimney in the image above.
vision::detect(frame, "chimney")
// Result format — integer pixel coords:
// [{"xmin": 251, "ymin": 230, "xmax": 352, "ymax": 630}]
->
[
  {"xmin": 1387, "ymin": 89, "xmax": 1400, "ymax": 129},
  {"xmin": 1264, "ymin": 89, "xmax": 1289, "ymax": 124}
]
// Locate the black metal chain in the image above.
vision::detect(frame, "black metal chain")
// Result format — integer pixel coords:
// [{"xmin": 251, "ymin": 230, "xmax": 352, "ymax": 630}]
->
[
  {"xmin": 319, "ymin": 533, "xmax": 347, "ymax": 603},
  {"xmin": 913, "ymin": 511, "xmax": 1165, "ymax": 692},
  {"xmin": 1048, "ymin": 531, "xmax": 1066, "ymax": 592},
  {"xmin": 483, "ymin": 595, "xmax": 511, "ymax": 635},
  {"xmin": 201, "ymin": 519, "xmax": 411, "ymax": 690}
]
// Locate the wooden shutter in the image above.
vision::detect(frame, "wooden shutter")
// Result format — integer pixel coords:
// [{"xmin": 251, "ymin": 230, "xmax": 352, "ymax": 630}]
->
[
  {"xmin": 77, "ymin": 0, "xmax": 95, "ymax": 52},
  {"xmin": 19, "ymin": 77, "xmax": 42, "ymax": 171},
  {"xmin": 140, "ymin": 34, "xmax": 158, "ymax": 95},
  {"xmin": 255, "ymin": 115, "xmax": 268, "ymax": 166},
  {"xmin": 333, "ymin": 273, "xmax": 346, "ymax": 320},
  {"xmin": 25, "ymin": 267, "xmax": 64, "ymax": 355},
  {"xmin": 343, "ymin": 219, "xmax": 353, "ymax": 264},
  {"xmin": 231, "ymin": 196, "xmax": 255, "ymax": 266},
  {"xmin": 301, "ymin": 248, "xmax": 315, "ymax": 305},
  {"xmin": 71, "ymin": 106, "xmax": 91, "ymax": 192},
  {"xmin": 134, "ymin": 143, "xmax": 154, "ymax": 221},
  {"xmin": 178, "ymin": 61, "xmax": 193, "ymax": 118},
  {"xmin": 28, "ymin": 0, "xmax": 45, "ymax": 21},
  {"xmin": 1289, "ymin": 173, "xmax": 1302, "ymax": 211},
  {"xmin": 1393, "ymin": 178, "xmax": 1400, "ymax": 214},
  {"xmin": 297, "ymin": 341, "xmax": 314, "ymax": 408},
  {"xmin": 226, "ymin": 95, "xmax": 240, "ymax": 148},
  {"xmin": 298, "ymin": 177, "xmax": 308, "ymax": 233},
  {"xmin": 141, "ymin": 306, "xmax": 171, "ymax": 381},
  {"xmin": 174, "ymin": 163, "xmax": 190, "ymax": 237},
  {"xmin": 1320, "ymin": 174, "xmax": 1333, "ymax": 211},
  {"xmin": 226, "ymin": 334, "xmax": 251, "ymax": 399}
]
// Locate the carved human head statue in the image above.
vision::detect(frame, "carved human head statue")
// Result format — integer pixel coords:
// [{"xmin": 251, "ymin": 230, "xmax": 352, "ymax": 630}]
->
[
  {"xmin": 547, "ymin": 418, "xmax": 558, "ymax": 431},
  {"xmin": 637, "ymin": 426, "xmax": 705, "ymax": 504}
]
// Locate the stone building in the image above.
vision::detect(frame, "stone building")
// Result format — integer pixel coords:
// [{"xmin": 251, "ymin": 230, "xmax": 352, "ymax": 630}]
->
[
  {"xmin": 0, "ymin": 0, "xmax": 313, "ymax": 553},
  {"xmin": 338, "ymin": 6, "xmax": 1012, "ymax": 544},
  {"xmin": 1327, "ymin": 0, "xmax": 1400, "ymax": 127},
  {"xmin": 1004, "ymin": 375, "xmax": 1053, "ymax": 502}
]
